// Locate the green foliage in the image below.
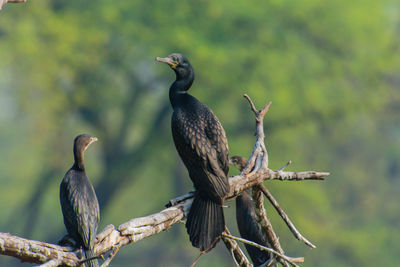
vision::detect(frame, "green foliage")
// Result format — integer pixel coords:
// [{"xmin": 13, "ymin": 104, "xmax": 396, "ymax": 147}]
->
[{"xmin": 0, "ymin": 0, "xmax": 399, "ymax": 266}]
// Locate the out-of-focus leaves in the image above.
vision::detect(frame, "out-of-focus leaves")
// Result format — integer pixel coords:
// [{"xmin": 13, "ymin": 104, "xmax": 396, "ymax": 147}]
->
[{"xmin": 0, "ymin": 0, "xmax": 399, "ymax": 266}]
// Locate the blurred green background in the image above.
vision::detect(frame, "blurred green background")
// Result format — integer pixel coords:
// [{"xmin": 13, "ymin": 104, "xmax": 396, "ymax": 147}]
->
[{"xmin": 0, "ymin": 0, "xmax": 399, "ymax": 266}]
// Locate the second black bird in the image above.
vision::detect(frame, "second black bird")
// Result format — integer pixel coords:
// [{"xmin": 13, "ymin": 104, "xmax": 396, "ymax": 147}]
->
[
  {"xmin": 60, "ymin": 134, "xmax": 100, "ymax": 267},
  {"xmin": 157, "ymin": 53, "xmax": 230, "ymax": 251}
]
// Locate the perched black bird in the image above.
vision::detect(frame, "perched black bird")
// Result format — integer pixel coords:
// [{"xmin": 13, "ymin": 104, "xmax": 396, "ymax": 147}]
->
[
  {"xmin": 60, "ymin": 134, "xmax": 100, "ymax": 267},
  {"xmin": 236, "ymin": 190, "xmax": 272, "ymax": 266},
  {"xmin": 156, "ymin": 53, "xmax": 230, "ymax": 251},
  {"xmin": 231, "ymin": 156, "xmax": 272, "ymax": 267}
]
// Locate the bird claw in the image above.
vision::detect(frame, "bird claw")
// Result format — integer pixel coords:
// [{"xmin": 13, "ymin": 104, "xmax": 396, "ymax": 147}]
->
[{"xmin": 57, "ymin": 234, "xmax": 76, "ymax": 247}]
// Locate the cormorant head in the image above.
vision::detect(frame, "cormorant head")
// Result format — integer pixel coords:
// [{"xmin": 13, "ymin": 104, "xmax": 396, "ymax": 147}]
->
[
  {"xmin": 74, "ymin": 134, "xmax": 98, "ymax": 154},
  {"xmin": 156, "ymin": 53, "xmax": 193, "ymax": 80},
  {"xmin": 229, "ymin": 156, "xmax": 248, "ymax": 171}
]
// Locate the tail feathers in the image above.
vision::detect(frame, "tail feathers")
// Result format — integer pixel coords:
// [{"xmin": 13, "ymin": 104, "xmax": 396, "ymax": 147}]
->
[
  {"xmin": 186, "ymin": 195, "xmax": 225, "ymax": 251},
  {"xmin": 84, "ymin": 248, "xmax": 99, "ymax": 267}
]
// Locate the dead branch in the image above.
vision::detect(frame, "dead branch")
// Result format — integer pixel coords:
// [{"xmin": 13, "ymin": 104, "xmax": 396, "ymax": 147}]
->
[
  {"xmin": 258, "ymin": 184, "xmax": 316, "ymax": 248},
  {"xmin": 0, "ymin": 95, "xmax": 329, "ymax": 266},
  {"xmin": 99, "ymin": 246, "xmax": 119, "ymax": 267},
  {"xmin": 0, "ymin": 233, "xmax": 79, "ymax": 266},
  {"xmin": 40, "ymin": 259, "xmax": 64, "ymax": 267},
  {"xmin": 252, "ymin": 187, "xmax": 290, "ymax": 267},
  {"xmin": 0, "ymin": 0, "xmax": 26, "ymax": 10},
  {"xmin": 221, "ymin": 227, "xmax": 252, "ymax": 267},
  {"xmin": 222, "ymin": 233, "xmax": 304, "ymax": 267},
  {"xmin": 190, "ymin": 237, "xmax": 222, "ymax": 267}
]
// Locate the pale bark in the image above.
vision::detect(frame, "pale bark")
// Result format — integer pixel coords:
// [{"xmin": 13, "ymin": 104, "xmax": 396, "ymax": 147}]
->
[
  {"xmin": 221, "ymin": 227, "xmax": 252, "ymax": 267},
  {"xmin": 0, "ymin": 95, "xmax": 329, "ymax": 266},
  {"xmin": 0, "ymin": 0, "xmax": 26, "ymax": 10}
]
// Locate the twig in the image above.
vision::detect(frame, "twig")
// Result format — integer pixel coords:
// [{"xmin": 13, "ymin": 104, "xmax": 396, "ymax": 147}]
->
[
  {"xmin": 252, "ymin": 187, "xmax": 289, "ymax": 267},
  {"xmin": 240, "ymin": 94, "xmax": 271, "ymax": 173},
  {"xmin": 277, "ymin": 160, "xmax": 292, "ymax": 171},
  {"xmin": 100, "ymin": 246, "xmax": 120, "ymax": 267},
  {"xmin": 221, "ymin": 227, "xmax": 252, "ymax": 267},
  {"xmin": 268, "ymin": 170, "xmax": 329, "ymax": 181},
  {"xmin": 190, "ymin": 251, "xmax": 205, "ymax": 267},
  {"xmin": 258, "ymin": 184, "xmax": 316, "ymax": 249},
  {"xmin": 190, "ymin": 237, "xmax": 221, "ymax": 267},
  {"xmin": 190, "ymin": 250, "xmax": 206, "ymax": 267},
  {"xmin": 243, "ymin": 94, "xmax": 272, "ymax": 122},
  {"xmin": 222, "ymin": 233, "xmax": 303, "ymax": 267}
]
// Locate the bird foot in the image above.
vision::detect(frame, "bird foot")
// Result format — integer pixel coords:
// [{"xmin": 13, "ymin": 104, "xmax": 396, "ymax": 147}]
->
[{"xmin": 57, "ymin": 234, "xmax": 76, "ymax": 247}]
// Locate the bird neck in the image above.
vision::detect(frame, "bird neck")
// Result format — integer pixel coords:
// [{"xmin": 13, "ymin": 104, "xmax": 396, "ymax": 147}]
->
[
  {"xmin": 73, "ymin": 149, "xmax": 85, "ymax": 171},
  {"xmin": 169, "ymin": 70, "xmax": 194, "ymax": 107}
]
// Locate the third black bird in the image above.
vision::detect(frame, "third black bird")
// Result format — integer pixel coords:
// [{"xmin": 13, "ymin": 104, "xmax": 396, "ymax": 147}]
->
[{"xmin": 231, "ymin": 156, "xmax": 272, "ymax": 266}]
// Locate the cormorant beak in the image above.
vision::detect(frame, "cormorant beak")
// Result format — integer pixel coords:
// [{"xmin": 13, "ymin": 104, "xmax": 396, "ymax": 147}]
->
[
  {"xmin": 228, "ymin": 158, "xmax": 234, "ymax": 165},
  {"xmin": 84, "ymin": 137, "xmax": 98, "ymax": 151},
  {"xmin": 156, "ymin": 56, "xmax": 178, "ymax": 69}
]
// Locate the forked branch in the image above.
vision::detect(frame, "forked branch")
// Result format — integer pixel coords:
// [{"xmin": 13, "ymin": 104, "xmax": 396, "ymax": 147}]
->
[
  {"xmin": 221, "ymin": 233, "xmax": 304, "ymax": 267},
  {"xmin": 221, "ymin": 227, "xmax": 252, "ymax": 267}
]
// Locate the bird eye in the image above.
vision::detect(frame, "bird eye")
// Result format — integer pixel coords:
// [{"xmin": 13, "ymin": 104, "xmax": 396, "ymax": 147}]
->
[{"xmin": 173, "ymin": 56, "xmax": 178, "ymax": 62}]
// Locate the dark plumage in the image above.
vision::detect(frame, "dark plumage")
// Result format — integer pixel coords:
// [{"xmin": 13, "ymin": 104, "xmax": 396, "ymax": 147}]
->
[
  {"xmin": 231, "ymin": 156, "xmax": 272, "ymax": 267},
  {"xmin": 60, "ymin": 134, "xmax": 100, "ymax": 267},
  {"xmin": 236, "ymin": 190, "xmax": 272, "ymax": 266},
  {"xmin": 156, "ymin": 53, "xmax": 230, "ymax": 251}
]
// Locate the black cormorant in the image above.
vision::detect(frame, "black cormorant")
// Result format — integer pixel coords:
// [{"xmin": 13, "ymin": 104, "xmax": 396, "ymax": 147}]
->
[
  {"xmin": 230, "ymin": 156, "xmax": 272, "ymax": 267},
  {"xmin": 156, "ymin": 53, "xmax": 230, "ymax": 251},
  {"xmin": 60, "ymin": 134, "xmax": 100, "ymax": 267}
]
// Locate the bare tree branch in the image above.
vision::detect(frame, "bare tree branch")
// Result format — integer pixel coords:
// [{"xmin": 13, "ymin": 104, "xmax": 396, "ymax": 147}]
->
[
  {"xmin": 221, "ymin": 233, "xmax": 304, "ymax": 267},
  {"xmin": 190, "ymin": 237, "xmax": 222, "ymax": 267},
  {"xmin": 0, "ymin": 233, "xmax": 79, "ymax": 266},
  {"xmin": 252, "ymin": 187, "xmax": 289, "ymax": 267},
  {"xmin": 0, "ymin": 0, "xmax": 26, "ymax": 11},
  {"xmin": 221, "ymin": 227, "xmax": 252, "ymax": 267},
  {"xmin": 258, "ymin": 184, "xmax": 316, "ymax": 248},
  {"xmin": 0, "ymin": 95, "xmax": 329, "ymax": 266},
  {"xmin": 99, "ymin": 246, "xmax": 119, "ymax": 267},
  {"xmin": 40, "ymin": 259, "xmax": 64, "ymax": 267}
]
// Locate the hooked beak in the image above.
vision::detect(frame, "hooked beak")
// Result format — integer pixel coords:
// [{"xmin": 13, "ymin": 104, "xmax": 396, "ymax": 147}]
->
[
  {"xmin": 84, "ymin": 137, "xmax": 98, "ymax": 151},
  {"xmin": 156, "ymin": 56, "xmax": 178, "ymax": 69}
]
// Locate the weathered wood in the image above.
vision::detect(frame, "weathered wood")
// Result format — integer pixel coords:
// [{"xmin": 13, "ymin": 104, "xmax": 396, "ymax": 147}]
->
[
  {"xmin": 0, "ymin": 233, "xmax": 79, "ymax": 266},
  {"xmin": 0, "ymin": 95, "xmax": 329, "ymax": 266},
  {"xmin": 0, "ymin": 0, "xmax": 27, "ymax": 10},
  {"xmin": 253, "ymin": 187, "xmax": 290, "ymax": 267},
  {"xmin": 222, "ymin": 227, "xmax": 252, "ymax": 267},
  {"xmin": 222, "ymin": 233, "xmax": 304, "ymax": 267},
  {"xmin": 258, "ymin": 184, "xmax": 316, "ymax": 248}
]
